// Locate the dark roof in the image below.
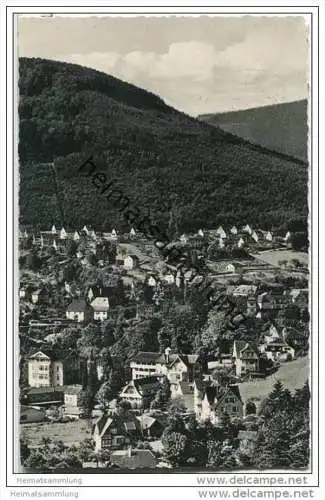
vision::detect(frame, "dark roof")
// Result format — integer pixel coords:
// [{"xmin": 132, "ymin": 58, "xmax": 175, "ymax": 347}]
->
[
  {"xmin": 66, "ymin": 299, "xmax": 87, "ymax": 312},
  {"xmin": 130, "ymin": 352, "xmax": 160, "ymax": 364},
  {"xmin": 110, "ymin": 449, "xmax": 157, "ymax": 469},
  {"xmin": 204, "ymin": 383, "xmax": 242, "ymax": 405},
  {"xmin": 133, "ymin": 376, "xmax": 161, "ymax": 395}
]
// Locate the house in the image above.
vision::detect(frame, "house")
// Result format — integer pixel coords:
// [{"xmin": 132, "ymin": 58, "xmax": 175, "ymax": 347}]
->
[
  {"xmin": 170, "ymin": 380, "xmax": 195, "ymax": 410},
  {"xmin": 290, "ymin": 289, "xmax": 308, "ymax": 309},
  {"xmin": 226, "ymin": 263, "xmax": 236, "ymax": 274},
  {"xmin": 243, "ymin": 224, "xmax": 252, "ymax": 235},
  {"xmin": 66, "ymin": 299, "xmax": 88, "ymax": 322},
  {"xmin": 259, "ymin": 341, "xmax": 295, "ymax": 362},
  {"xmin": 27, "ymin": 350, "xmax": 82, "ymax": 388},
  {"xmin": 136, "ymin": 414, "xmax": 165, "ymax": 439},
  {"xmin": 251, "ymin": 231, "xmax": 259, "ymax": 242},
  {"xmin": 147, "ymin": 276, "xmax": 157, "ymax": 287},
  {"xmin": 237, "ymin": 237, "xmax": 245, "ymax": 249},
  {"xmin": 73, "ymin": 231, "xmax": 80, "ymax": 241},
  {"xmin": 60, "ymin": 227, "xmax": 67, "ymax": 240},
  {"xmin": 194, "ymin": 380, "xmax": 243, "ymax": 424},
  {"xmin": 257, "ymin": 292, "xmax": 277, "ymax": 312},
  {"xmin": 232, "ymin": 285, "xmax": 257, "ymax": 298},
  {"xmin": 20, "ymin": 405, "xmax": 46, "ymax": 424},
  {"xmin": 90, "ymin": 297, "xmax": 110, "ymax": 321},
  {"xmin": 232, "ymin": 341, "xmax": 260, "ymax": 378},
  {"xmin": 129, "ymin": 350, "xmax": 201, "ymax": 384},
  {"xmin": 238, "ymin": 430, "xmax": 258, "ymax": 455},
  {"xmin": 28, "ymin": 351, "xmax": 52, "ymax": 388},
  {"xmin": 20, "ymin": 287, "xmax": 26, "ymax": 298},
  {"xmin": 63, "ymin": 385, "xmax": 84, "ymax": 418},
  {"xmin": 116, "ymin": 254, "xmax": 137, "ymax": 271},
  {"xmin": 111, "ymin": 229, "xmax": 118, "ymax": 239},
  {"xmin": 285, "ymin": 231, "xmax": 291, "ymax": 242},
  {"xmin": 246, "ymin": 296, "xmax": 257, "ymax": 317},
  {"xmin": 31, "ymin": 289, "xmax": 43, "ymax": 304},
  {"xmin": 265, "ymin": 231, "xmax": 273, "ymax": 242},
  {"xmin": 93, "ymin": 412, "xmax": 140, "ymax": 451},
  {"xmin": 130, "ymin": 228, "xmax": 136, "ymax": 238},
  {"xmin": 163, "ymin": 273, "xmax": 175, "ymax": 285},
  {"xmin": 51, "ymin": 225, "xmax": 56, "ymax": 235},
  {"xmin": 119, "ymin": 377, "xmax": 162, "ymax": 409},
  {"xmin": 110, "ymin": 447, "xmax": 157, "ymax": 469},
  {"xmin": 82, "ymin": 225, "xmax": 89, "ymax": 235},
  {"xmin": 24, "ymin": 386, "xmax": 65, "ymax": 407},
  {"xmin": 180, "ymin": 234, "xmax": 188, "ymax": 244},
  {"xmin": 230, "ymin": 226, "xmax": 238, "ymax": 235},
  {"xmin": 198, "ymin": 229, "xmax": 204, "ymax": 237},
  {"xmin": 216, "ymin": 226, "xmax": 227, "ymax": 239}
]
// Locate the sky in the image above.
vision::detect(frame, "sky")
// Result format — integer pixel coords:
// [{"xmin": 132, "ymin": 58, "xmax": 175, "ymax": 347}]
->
[{"xmin": 17, "ymin": 15, "xmax": 309, "ymax": 116}]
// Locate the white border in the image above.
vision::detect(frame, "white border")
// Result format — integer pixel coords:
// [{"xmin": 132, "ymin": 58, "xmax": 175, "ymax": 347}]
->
[{"xmin": 2, "ymin": 2, "xmax": 323, "ymax": 498}]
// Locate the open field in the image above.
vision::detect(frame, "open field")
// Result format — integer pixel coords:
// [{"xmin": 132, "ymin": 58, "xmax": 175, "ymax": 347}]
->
[
  {"xmin": 239, "ymin": 356, "xmax": 309, "ymax": 403},
  {"xmin": 20, "ymin": 419, "xmax": 92, "ymax": 447},
  {"xmin": 253, "ymin": 249, "xmax": 309, "ymax": 267}
]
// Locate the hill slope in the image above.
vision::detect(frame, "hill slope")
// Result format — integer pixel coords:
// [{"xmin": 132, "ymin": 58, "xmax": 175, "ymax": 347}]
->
[
  {"xmin": 198, "ymin": 100, "xmax": 308, "ymax": 162},
  {"xmin": 19, "ymin": 58, "xmax": 308, "ymax": 234}
]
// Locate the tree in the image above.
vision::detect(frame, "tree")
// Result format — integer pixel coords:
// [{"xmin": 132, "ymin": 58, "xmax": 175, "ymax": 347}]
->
[{"xmin": 162, "ymin": 430, "xmax": 188, "ymax": 466}]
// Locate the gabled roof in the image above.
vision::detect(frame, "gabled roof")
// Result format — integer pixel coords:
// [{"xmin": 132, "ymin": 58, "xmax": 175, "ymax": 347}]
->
[
  {"xmin": 90, "ymin": 297, "xmax": 109, "ymax": 312},
  {"xmin": 133, "ymin": 376, "xmax": 161, "ymax": 395},
  {"xmin": 110, "ymin": 449, "xmax": 157, "ymax": 469},
  {"xmin": 233, "ymin": 341, "xmax": 259, "ymax": 358},
  {"xmin": 29, "ymin": 351, "xmax": 50, "ymax": 360},
  {"xmin": 203, "ymin": 383, "xmax": 242, "ymax": 406}
]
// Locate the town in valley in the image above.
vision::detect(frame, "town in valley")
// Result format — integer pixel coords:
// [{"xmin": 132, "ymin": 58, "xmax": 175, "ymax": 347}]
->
[{"xmin": 19, "ymin": 222, "xmax": 309, "ymax": 471}]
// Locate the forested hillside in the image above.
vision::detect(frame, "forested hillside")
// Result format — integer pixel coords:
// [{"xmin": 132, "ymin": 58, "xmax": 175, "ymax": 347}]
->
[
  {"xmin": 19, "ymin": 58, "xmax": 308, "ymax": 234},
  {"xmin": 198, "ymin": 100, "xmax": 308, "ymax": 162}
]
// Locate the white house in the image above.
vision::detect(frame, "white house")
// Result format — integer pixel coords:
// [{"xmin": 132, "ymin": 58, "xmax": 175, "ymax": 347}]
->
[
  {"xmin": 82, "ymin": 225, "xmax": 89, "ymax": 235},
  {"xmin": 197, "ymin": 229, "xmax": 204, "ymax": 237},
  {"xmin": 130, "ymin": 228, "xmax": 136, "ymax": 237},
  {"xmin": 285, "ymin": 231, "xmax": 291, "ymax": 242},
  {"xmin": 60, "ymin": 227, "xmax": 67, "ymax": 240},
  {"xmin": 237, "ymin": 237, "xmax": 245, "ymax": 248},
  {"xmin": 66, "ymin": 299, "xmax": 87, "ymax": 322},
  {"xmin": 265, "ymin": 231, "xmax": 273, "ymax": 242},
  {"xmin": 111, "ymin": 229, "xmax": 117, "ymax": 238},
  {"xmin": 147, "ymin": 276, "xmax": 156, "ymax": 287},
  {"xmin": 123, "ymin": 255, "xmax": 134, "ymax": 271},
  {"xmin": 243, "ymin": 224, "xmax": 252, "ymax": 235},
  {"xmin": 163, "ymin": 273, "xmax": 175, "ymax": 285},
  {"xmin": 28, "ymin": 351, "xmax": 52, "ymax": 388},
  {"xmin": 90, "ymin": 297, "xmax": 110, "ymax": 321},
  {"xmin": 31, "ymin": 290, "xmax": 41, "ymax": 304},
  {"xmin": 230, "ymin": 226, "xmax": 238, "ymax": 235},
  {"xmin": 51, "ymin": 225, "xmax": 56, "ymax": 235},
  {"xmin": 251, "ymin": 231, "xmax": 259, "ymax": 242},
  {"xmin": 216, "ymin": 226, "xmax": 227, "ymax": 239},
  {"xmin": 73, "ymin": 231, "xmax": 80, "ymax": 241},
  {"xmin": 180, "ymin": 234, "xmax": 188, "ymax": 244},
  {"xmin": 226, "ymin": 263, "xmax": 236, "ymax": 274},
  {"xmin": 219, "ymin": 237, "xmax": 225, "ymax": 249}
]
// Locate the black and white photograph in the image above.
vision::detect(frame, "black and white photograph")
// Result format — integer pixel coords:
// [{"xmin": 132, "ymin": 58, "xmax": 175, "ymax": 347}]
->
[{"xmin": 2, "ymin": 5, "xmax": 322, "ymax": 494}]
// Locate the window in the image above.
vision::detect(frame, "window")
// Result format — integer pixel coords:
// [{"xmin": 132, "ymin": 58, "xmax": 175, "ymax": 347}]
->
[{"xmin": 232, "ymin": 406, "xmax": 237, "ymax": 413}]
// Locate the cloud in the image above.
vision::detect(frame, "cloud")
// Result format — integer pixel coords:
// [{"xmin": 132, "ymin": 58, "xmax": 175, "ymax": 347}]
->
[{"xmin": 55, "ymin": 25, "xmax": 308, "ymax": 115}]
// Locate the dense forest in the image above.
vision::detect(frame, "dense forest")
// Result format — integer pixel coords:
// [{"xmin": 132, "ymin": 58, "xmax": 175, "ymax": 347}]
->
[
  {"xmin": 198, "ymin": 100, "xmax": 308, "ymax": 162},
  {"xmin": 19, "ymin": 58, "xmax": 308, "ymax": 234}
]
